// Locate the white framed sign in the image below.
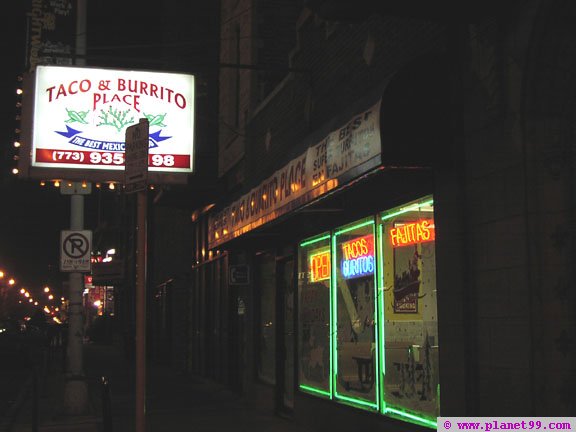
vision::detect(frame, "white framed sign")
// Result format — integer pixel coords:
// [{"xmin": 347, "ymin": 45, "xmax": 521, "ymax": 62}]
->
[
  {"xmin": 60, "ymin": 230, "xmax": 92, "ymax": 272},
  {"xmin": 30, "ymin": 65, "xmax": 195, "ymax": 177}
]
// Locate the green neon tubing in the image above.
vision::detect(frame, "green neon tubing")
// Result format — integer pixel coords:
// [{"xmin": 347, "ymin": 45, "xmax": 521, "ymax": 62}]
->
[
  {"xmin": 330, "ymin": 234, "xmax": 337, "ymax": 398},
  {"xmin": 299, "ymin": 384, "xmax": 331, "ymax": 398},
  {"xmin": 367, "ymin": 219, "xmax": 380, "ymax": 410},
  {"xmin": 300, "ymin": 233, "xmax": 333, "ymax": 398},
  {"xmin": 333, "ymin": 219, "xmax": 379, "ymax": 409},
  {"xmin": 386, "ymin": 407, "xmax": 437, "ymax": 429},
  {"xmin": 377, "ymin": 223, "xmax": 386, "ymax": 412},
  {"xmin": 381, "ymin": 198, "xmax": 434, "ymax": 221},
  {"xmin": 336, "ymin": 393, "xmax": 378, "ymax": 410},
  {"xmin": 334, "ymin": 219, "xmax": 374, "ymax": 235},
  {"xmin": 300, "ymin": 234, "xmax": 331, "ymax": 247}
]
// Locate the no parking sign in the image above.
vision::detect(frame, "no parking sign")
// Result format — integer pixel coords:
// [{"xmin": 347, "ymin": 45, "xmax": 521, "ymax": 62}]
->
[{"xmin": 60, "ymin": 230, "xmax": 92, "ymax": 272}]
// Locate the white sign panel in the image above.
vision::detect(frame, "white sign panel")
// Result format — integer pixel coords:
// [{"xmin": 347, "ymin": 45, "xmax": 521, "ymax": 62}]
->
[
  {"xmin": 60, "ymin": 230, "xmax": 92, "ymax": 272},
  {"xmin": 32, "ymin": 65, "xmax": 194, "ymax": 174}
]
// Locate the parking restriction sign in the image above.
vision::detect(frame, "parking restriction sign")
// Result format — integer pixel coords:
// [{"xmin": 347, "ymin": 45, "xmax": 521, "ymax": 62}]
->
[{"xmin": 60, "ymin": 230, "xmax": 92, "ymax": 272}]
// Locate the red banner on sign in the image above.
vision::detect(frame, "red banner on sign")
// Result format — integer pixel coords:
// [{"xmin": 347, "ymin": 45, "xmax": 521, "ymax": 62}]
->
[{"xmin": 35, "ymin": 149, "xmax": 191, "ymax": 169}]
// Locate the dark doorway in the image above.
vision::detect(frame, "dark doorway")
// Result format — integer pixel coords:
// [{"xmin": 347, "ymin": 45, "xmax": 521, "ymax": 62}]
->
[{"xmin": 276, "ymin": 255, "xmax": 295, "ymax": 415}]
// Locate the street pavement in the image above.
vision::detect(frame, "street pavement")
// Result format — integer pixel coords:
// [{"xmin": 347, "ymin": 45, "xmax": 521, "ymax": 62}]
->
[{"xmin": 4, "ymin": 335, "xmax": 313, "ymax": 432}]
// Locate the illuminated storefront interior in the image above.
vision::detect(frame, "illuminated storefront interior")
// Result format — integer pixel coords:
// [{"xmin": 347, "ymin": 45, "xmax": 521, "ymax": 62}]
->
[{"xmin": 298, "ymin": 195, "xmax": 439, "ymax": 429}]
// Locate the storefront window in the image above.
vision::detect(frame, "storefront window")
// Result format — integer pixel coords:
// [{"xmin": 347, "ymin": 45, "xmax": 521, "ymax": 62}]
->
[
  {"xmin": 333, "ymin": 218, "xmax": 379, "ymax": 409},
  {"xmin": 297, "ymin": 196, "xmax": 439, "ymax": 428},
  {"xmin": 257, "ymin": 252, "xmax": 276, "ymax": 384},
  {"xmin": 378, "ymin": 196, "xmax": 439, "ymax": 425},
  {"xmin": 298, "ymin": 234, "xmax": 331, "ymax": 396}
]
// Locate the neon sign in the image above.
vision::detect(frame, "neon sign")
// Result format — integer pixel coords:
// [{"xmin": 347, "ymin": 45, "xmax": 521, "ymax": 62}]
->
[
  {"xmin": 341, "ymin": 234, "xmax": 374, "ymax": 279},
  {"xmin": 310, "ymin": 251, "xmax": 330, "ymax": 282},
  {"xmin": 390, "ymin": 219, "xmax": 435, "ymax": 247}
]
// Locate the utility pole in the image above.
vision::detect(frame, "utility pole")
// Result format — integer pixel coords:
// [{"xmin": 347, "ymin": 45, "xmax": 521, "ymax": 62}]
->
[
  {"xmin": 62, "ymin": 182, "xmax": 91, "ymax": 415},
  {"xmin": 62, "ymin": 0, "xmax": 90, "ymax": 416},
  {"xmin": 125, "ymin": 119, "xmax": 149, "ymax": 432}
]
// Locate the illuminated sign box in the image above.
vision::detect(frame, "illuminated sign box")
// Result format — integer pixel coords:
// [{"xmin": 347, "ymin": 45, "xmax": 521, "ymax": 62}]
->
[
  {"xmin": 389, "ymin": 219, "xmax": 435, "ymax": 247},
  {"xmin": 25, "ymin": 65, "xmax": 195, "ymax": 182},
  {"xmin": 341, "ymin": 234, "xmax": 374, "ymax": 279}
]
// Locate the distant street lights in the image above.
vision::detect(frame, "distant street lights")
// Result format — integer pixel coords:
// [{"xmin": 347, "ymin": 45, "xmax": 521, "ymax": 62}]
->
[{"xmin": 0, "ymin": 267, "xmax": 67, "ymax": 320}]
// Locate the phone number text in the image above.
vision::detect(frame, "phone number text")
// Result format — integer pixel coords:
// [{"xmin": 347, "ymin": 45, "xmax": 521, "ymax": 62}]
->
[{"xmin": 36, "ymin": 149, "xmax": 190, "ymax": 169}]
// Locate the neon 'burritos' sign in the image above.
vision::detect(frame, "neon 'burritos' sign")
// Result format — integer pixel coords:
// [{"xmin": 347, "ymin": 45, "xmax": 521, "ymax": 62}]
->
[{"xmin": 31, "ymin": 65, "xmax": 195, "ymax": 174}]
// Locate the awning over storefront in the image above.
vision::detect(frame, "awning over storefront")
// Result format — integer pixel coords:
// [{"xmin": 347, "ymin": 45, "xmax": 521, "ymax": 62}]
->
[
  {"xmin": 208, "ymin": 90, "xmax": 386, "ymax": 249},
  {"xmin": 208, "ymin": 57, "xmax": 449, "ymax": 249}
]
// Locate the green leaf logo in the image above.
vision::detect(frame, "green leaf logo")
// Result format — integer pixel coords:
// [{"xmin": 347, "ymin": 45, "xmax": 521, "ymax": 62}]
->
[
  {"xmin": 143, "ymin": 113, "xmax": 167, "ymax": 127},
  {"xmin": 65, "ymin": 108, "xmax": 89, "ymax": 124}
]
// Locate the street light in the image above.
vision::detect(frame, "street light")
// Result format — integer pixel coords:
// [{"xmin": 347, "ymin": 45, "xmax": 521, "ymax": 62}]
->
[
  {"xmin": 8, "ymin": 278, "xmax": 15, "ymax": 286},
  {"xmin": 44, "ymin": 286, "xmax": 50, "ymax": 293}
]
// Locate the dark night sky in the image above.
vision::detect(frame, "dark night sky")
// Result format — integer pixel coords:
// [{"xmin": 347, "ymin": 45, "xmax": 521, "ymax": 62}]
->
[
  {"xmin": 0, "ymin": 1, "xmax": 160, "ymax": 295},
  {"xmin": 0, "ymin": 3, "xmax": 49, "ymax": 290}
]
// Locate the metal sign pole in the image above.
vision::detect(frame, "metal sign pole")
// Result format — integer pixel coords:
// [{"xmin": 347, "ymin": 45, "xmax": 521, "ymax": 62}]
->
[
  {"xmin": 62, "ymin": 183, "xmax": 91, "ymax": 415},
  {"xmin": 135, "ymin": 187, "xmax": 147, "ymax": 432},
  {"xmin": 68, "ymin": 193, "xmax": 84, "ymax": 378},
  {"xmin": 62, "ymin": 0, "xmax": 89, "ymax": 415},
  {"xmin": 125, "ymin": 118, "xmax": 149, "ymax": 432}
]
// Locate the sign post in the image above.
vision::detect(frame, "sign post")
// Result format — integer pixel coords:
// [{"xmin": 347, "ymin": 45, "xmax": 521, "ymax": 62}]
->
[
  {"xmin": 61, "ymin": 3, "xmax": 90, "ymax": 416},
  {"xmin": 125, "ymin": 118, "xmax": 149, "ymax": 432},
  {"xmin": 60, "ymin": 182, "xmax": 92, "ymax": 415}
]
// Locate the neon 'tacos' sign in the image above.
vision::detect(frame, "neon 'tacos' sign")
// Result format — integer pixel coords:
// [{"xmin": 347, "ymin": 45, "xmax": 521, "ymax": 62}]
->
[{"xmin": 341, "ymin": 235, "xmax": 374, "ymax": 279}]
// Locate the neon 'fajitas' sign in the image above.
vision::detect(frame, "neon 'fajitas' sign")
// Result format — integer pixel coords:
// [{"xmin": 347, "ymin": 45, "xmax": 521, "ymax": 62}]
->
[
  {"xmin": 31, "ymin": 65, "xmax": 195, "ymax": 174},
  {"xmin": 389, "ymin": 220, "xmax": 435, "ymax": 247}
]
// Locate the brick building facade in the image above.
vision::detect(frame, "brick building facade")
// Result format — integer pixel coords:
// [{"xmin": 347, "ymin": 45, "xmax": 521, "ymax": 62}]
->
[{"xmin": 184, "ymin": 1, "xmax": 576, "ymax": 429}]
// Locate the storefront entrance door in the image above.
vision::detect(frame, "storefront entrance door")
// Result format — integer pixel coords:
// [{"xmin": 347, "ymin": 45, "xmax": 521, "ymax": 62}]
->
[{"xmin": 276, "ymin": 256, "xmax": 295, "ymax": 415}]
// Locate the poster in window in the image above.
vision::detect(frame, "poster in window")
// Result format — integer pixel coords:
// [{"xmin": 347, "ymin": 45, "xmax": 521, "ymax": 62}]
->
[{"xmin": 393, "ymin": 243, "xmax": 421, "ymax": 314}]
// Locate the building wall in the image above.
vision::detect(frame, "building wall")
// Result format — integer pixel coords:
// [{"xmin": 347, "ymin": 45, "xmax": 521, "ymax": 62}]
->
[
  {"xmin": 219, "ymin": 0, "xmax": 303, "ymax": 188},
  {"xmin": 194, "ymin": 0, "xmax": 576, "ymax": 427},
  {"xmin": 459, "ymin": 11, "xmax": 534, "ymax": 415},
  {"xmin": 435, "ymin": 0, "xmax": 576, "ymax": 416},
  {"xmin": 149, "ymin": 206, "xmax": 193, "ymax": 367},
  {"xmin": 519, "ymin": 0, "xmax": 576, "ymax": 414},
  {"xmin": 246, "ymin": 11, "xmax": 447, "ymax": 186},
  {"xmin": 219, "ymin": 0, "xmax": 254, "ymax": 181}
]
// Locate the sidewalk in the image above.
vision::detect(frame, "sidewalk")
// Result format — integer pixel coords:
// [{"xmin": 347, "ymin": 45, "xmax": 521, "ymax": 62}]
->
[{"xmin": 8, "ymin": 337, "xmax": 311, "ymax": 432}]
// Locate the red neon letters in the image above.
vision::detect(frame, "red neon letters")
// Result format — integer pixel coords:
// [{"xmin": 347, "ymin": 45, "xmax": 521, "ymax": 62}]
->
[
  {"xmin": 341, "ymin": 235, "xmax": 375, "ymax": 279},
  {"xmin": 310, "ymin": 251, "xmax": 330, "ymax": 282},
  {"xmin": 341, "ymin": 235, "xmax": 374, "ymax": 260},
  {"xmin": 389, "ymin": 219, "xmax": 435, "ymax": 247}
]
